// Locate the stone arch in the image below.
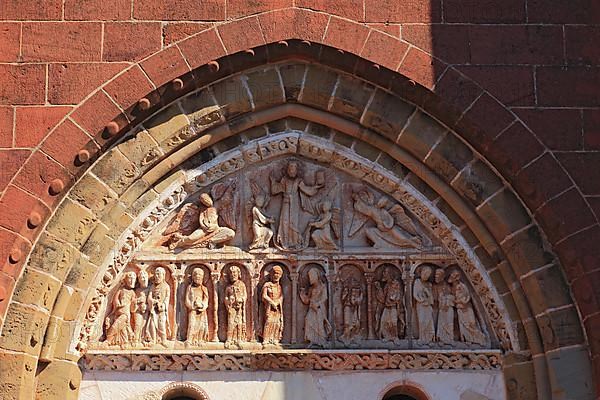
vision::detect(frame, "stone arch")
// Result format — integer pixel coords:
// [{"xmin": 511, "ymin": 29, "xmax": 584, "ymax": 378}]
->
[{"xmin": 0, "ymin": 29, "xmax": 595, "ymax": 400}]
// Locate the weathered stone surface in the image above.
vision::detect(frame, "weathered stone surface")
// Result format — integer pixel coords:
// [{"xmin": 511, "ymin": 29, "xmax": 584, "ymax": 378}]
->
[
  {"xmin": 128, "ymin": 188, "xmax": 159, "ymax": 218},
  {"xmin": 396, "ymin": 111, "xmax": 446, "ymax": 160},
  {"xmin": 41, "ymin": 316, "xmax": 78, "ymax": 361},
  {"xmin": 538, "ymin": 306, "xmax": 585, "ymax": 350},
  {"xmin": 118, "ymin": 129, "xmax": 164, "ymax": 172},
  {"xmin": 362, "ymin": 90, "xmax": 415, "ymax": 141},
  {"xmin": 501, "ymin": 226, "xmax": 554, "ymax": 277},
  {"xmin": 46, "ymin": 198, "xmax": 98, "ymax": 248},
  {"xmin": 300, "ymin": 66, "xmax": 338, "ymax": 109},
  {"xmin": 28, "ymin": 233, "xmax": 81, "ymax": 280},
  {"xmin": 503, "ymin": 358, "xmax": 538, "ymax": 400},
  {"xmin": 13, "ymin": 267, "xmax": 61, "ymax": 311},
  {"xmin": 80, "ymin": 223, "xmax": 115, "ymax": 266},
  {"xmin": 0, "ymin": 352, "xmax": 36, "ymax": 399},
  {"xmin": 476, "ymin": 189, "xmax": 531, "ymax": 242},
  {"xmin": 279, "ymin": 63, "xmax": 306, "ymax": 102},
  {"xmin": 547, "ymin": 346, "xmax": 595, "ymax": 400},
  {"xmin": 69, "ymin": 173, "xmax": 118, "ymax": 216},
  {"xmin": 0, "ymin": 302, "xmax": 49, "ymax": 355},
  {"xmin": 64, "ymin": 257, "xmax": 97, "ymax": 291},
  {"xmin": 145, "ymin": 103, "xmax": 190, "ymax": 151},
  {"xmin": 212, "ymin": 76, "xmax": 253, "ymax": 118},
  {"xmin": 120, "ymin": 178, "xmax": 152, "ymax": 208},
  {"xmin": 329, "ymin": 75, "xmax": 374, "ymax": 120},
  {"xmin": 451, "ymin": 160, "xmax": 504, "ymax": 207},
  {"xmin": 102, "ymin": 202, "xmax": 134, "ymax": 240},
  {"xmin": 180, "ymin": 88, "xmax": 223, "ymax": 133},
  {"xmin": 35, "ymin": 359, "xmax": 81, "ymax": 400},
  {"xmin": 520, "ymin": 264, "xmax": 572, "ymax": 316},
  {"xmin": 425, "ymin": 134, "xmax": 473, "ymax": 182},
  {"xmin": 246, "ymin": 67, "xmax": 285, "ymax": 109},
  {"xmin": 92, "ymin": 148, "xmax": 140, "ymax": 196}
]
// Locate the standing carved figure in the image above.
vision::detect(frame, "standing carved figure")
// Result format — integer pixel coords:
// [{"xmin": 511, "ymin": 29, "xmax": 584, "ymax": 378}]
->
[
  {"xmin": 306, "ymin": 200, "xmax": 340, "ymax": 250},
  {"xmin": 340, "ymin": 278, "xmax": 363, "ymax": 344},
  {"xmin": 270, "ymin": 161, "xmax": 322, "ymax": 250},
  {"xmin": 248, "ymin": 181, "xmax": 275, "ymax": 250},
  {"xmin": 147, "ymin": 267, "xmax": 171, "ymax": 346},
  {"xmin": 185, "ymin": 268, "xmax": 210, "ymax": 346},
  {"xmin": 105, "ymin": 271, "xmax": 137, "ymax": 347},
  {"xmin": 374, "ymin": 268, "xmax": 405, "ymax": 343},
  {"xmin": 434, "ymin": 269, "xmax": 455, "ymax": 344},
  {"xmin": 299, "ymin": 267, "xmax": 331, "ymax": 347},
  {"xmin": 261, "ymin": 265, "xmax": 284, "ymax": 345},
  {"xmin": 133, "ymin": 270, "xmax": 150, "ymax": 345},
  {"xmin": 349, "ymin": 189, "xmax": 422, "ymax": 249},
  {"xmin": 224, "ymin": 266, "xmax": 247, "ymax": 348},
  {"xmin": 165, "ymin": 193, "xmax": 235, "ymax": 250},
  {"xmin": 449, "ymin": 271, "xmax": 486, "ymax": 345},
  {"xmin": 413, "ymin": 266, "xmax": 435, "ymax": 343}
]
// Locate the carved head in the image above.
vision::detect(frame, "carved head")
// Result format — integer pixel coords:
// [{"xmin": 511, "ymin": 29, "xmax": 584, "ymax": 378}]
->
[
  {"xmin": 383, "ymin": 267, "xmax": 395, "ymax": 282},
  {"xmin": 154, "ymin": 267, "xmax": 166, "ymax": 284},
  {"xmin": 229, "ymin": 266, "xmax": 241, "ymax": 283},
  {"xmin": 271, "ymin": 265, "xmax": 283, "ymax": 283},
  {"xmin": 199, "ymin": 192, "xmax": 213, "ymax": 207},
  {"xmin": 138, "ymin": 270, "xmax": 149, "ymax": 288},
  {"xmin": 124, "ymin": 271, "xmax": 136, "ymax": 289},
  {"xmin": 419, "ymin": 265, "xmax": 433, "ymax": 281},
  {"xmin": 286, "ymin": 161, "xmax": 298, "ymax": 178},
  {"xmin": 192, "ymin": 267, "xmax": 204, "ymax": 286},
  {"xmin": 448, "ymin": 270, "xmax": 461, "ymax": 284},
  {"xmin": 434, "ymin": 268, "xmax": 445, "ymax": 283},
  {"xmin": 307, "ymin": 267, "xmax": 321, "ymax": 285},
  {"xmin": 255, "ymin": 194, "xmax": 266, "ymax": 208}
]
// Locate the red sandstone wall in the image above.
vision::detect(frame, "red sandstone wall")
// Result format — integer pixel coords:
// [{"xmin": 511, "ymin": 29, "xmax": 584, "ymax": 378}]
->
[{"xmin": 0, "ymin": 0, "xmax": 599, "ymax": 389}]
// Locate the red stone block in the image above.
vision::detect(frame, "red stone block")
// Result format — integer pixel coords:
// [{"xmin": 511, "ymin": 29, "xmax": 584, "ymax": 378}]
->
[
  {"xmin": 0, "ymin": 107, "xmax": 13, "ymax": 148},
  {"xmin": 571, "ymin": 271, "xmax": 600, "ymax": 318},
  {"xmin": 566, "ymin": 26, "xmax": 600, "ymax": 66},
  {"xmin": 537, "ymin": 67, "xmax": 600, "ymax": 107},
  {"xmin": 71, "ymin": 90, "xmax": 125, "ymax": 140},
  {"xmin": 217, "ymin": 17, "xmax": 264, "ymax": 54},
  {"xmin": 432, "ymin": 68, "xmax": 482, "ymax": 122},
  {"xmin": 513, "ymin": 153, "xmax": 572, "ymax": 211},
  {"xmin": 0, "ymin": 23, "xmax": 20, "ymax": 62},
  {"xmin": 469, "ymin": 25, "xmax": 563, "ymax": 65},
  {"xmin": 141, "ymin": 46, "xmax": 190, "ymax": 87},
  {"xmin": 528, "ymin": 0, "xmax": 600, "ymax": 23},
  {"xmin": 398, "ymin": 47, "xmax": 445, "ymax": 90},
  {"xmin": 536, "ymin": 188, "xmax": 596, "ymax": 244},
  {"xmin": 365, "ymin": 0, "xmax": 441, "ymax": 22},
  {"xmin": 178, "ymin": 28, "xmax": 227, "ymax": 68},
  {"xmin": 459, "ymin": 66, "xmax": 535, "ymax": 107},
  {"xmin": 296, "ymin": 0, "xmax": 363, "ymax": 20},
  {"xmin": 360, "ymin": 30, "xmax": 408, "ymax": 71},
  {"xmin": 41, "ymin": 119, "xmax": 99, "ymax": 174},
  {"xmin": 0, "ymin": 64, "xmax": 46, "ymax": 105},
  {"xmin": 402, "ymin": 25, "xmax": 469, "ymax": 65},
  {"xmin": 15, "ymin": 106, "xmax": 72, "ymax": 148},
  {"xmin": 48, "ymin": 62, "xmax": 128, "ymax": 105},
  {"xmin": 490, "ymin": 122, "xmax": 544, "ymax": 179},
  {"xmin": 0, "ymin": 185, "xmax": 50, "ymax": 242},
  {"xmin": 258, "ymin": 8, "xmax": 329, "ymax": 44},
  {"xmin": 64, "ymin": 0, "xmax": 131, "ymax": 20},
  {"xmin": 104, "ymin": 66, "xmax": 154, "ymax": 112},
  {"xmin": 583, "ymin": 110, "xmax": 600, "ymax": 150},
  {"xmin": 324, "ymin": 17, "xmax": 369, "ymax": 55},
  {"xmin": 228, "ymin": 0, "xmax": 292, "ymax": 18},
  {"xmin": 163, "ymin": 22, "xmax": 213, "ymax": 46},
  {"xmin": 585, "ymin": 313, "xmax": 600, "ymax": 356},
  {"xmin": 133, "ymin": 0, "xmax": 225, "ymax": 20},
  {"xmin": 367, "ymin": 24, "xmax": 400, "ymax": 38},
  {"xmin": 0, "ymin": 0, "xmax": 62, "ymax": 20},
  {"xmin": 443, "ymin": 0, "xmax": 525, "ymax": 22},
  {"xmin": 515, "ymin": 109, "xmax": 582, "ymax": 151},
  {"xmin": 557, "ymin": 153, "xmax": 600, "ymax": 195},
  {"xmin": 22, "ymin": 22, "xmax": 102, "ymax": 62},
  {"xmin": 13, "ymin": 151, "xmax": 73, "ymax": 208},
  {"xmin": 0, "ymin": 229, "xmax": 30, "ymax": 280},
  {"xmin": 555, "ymin": 225, "xmax": 600, "ymax": 278},
  {"xmin": 0, "ymin": 149, "xmax": 30, "ymax": 191},
  {"xmin": 103, "ymin": 22, "xmax": 162, "ymax": 62}
]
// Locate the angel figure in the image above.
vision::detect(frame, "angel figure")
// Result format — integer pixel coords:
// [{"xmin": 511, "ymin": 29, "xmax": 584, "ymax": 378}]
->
[
  {"xmin": 248, "ymin": 180, "xmax": 275, "ymax": 250},
  {"xmin": 162, "ymin": 188, "xmax": 236, "ymax": 250},
  {"xmin": 349, "ymin": 189, "xmax": 422, "ymax": 249},
  {"xmin": 305, "ymin": 200, "xmax": 341, "ymax": 250}
]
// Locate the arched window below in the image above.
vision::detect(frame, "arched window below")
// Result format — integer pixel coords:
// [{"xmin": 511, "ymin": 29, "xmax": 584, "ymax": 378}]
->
[{"xmin": 382, "ymin": 385, "xmax": 429, "ymax": 400}]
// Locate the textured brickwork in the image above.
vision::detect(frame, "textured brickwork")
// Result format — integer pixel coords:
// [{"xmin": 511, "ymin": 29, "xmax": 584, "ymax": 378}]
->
[{"xmin": 0, "ymin": 2, "xmax": 598, "ymax": 399}]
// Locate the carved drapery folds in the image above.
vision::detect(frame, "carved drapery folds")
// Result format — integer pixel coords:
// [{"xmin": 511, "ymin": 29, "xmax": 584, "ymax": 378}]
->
[{"xmin": 80, "ymin": 146, "xmax": 510, "ymax": 369}]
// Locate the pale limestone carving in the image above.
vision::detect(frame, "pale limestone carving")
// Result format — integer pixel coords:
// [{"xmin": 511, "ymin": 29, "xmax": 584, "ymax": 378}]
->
[
  {"xmin": 349, "ymin": 188, "xmax": 422, "ymax": 249},
  {"xmin": 224, "ymin": 266, "xmax": 247, "ymax": 348},
  {"xmin": 248, "ymin": 180, "xmax": 275, "ymax": 250},
  {"xmin": 147, "ymin": 267, "xmax": 171, "ymax": 346},
  {"xmin": 449, "ymin": 271, "xmax": 486, "ymax": 345},
  {"xmin": 374, "ymin": 267, "xmax": 404, "ymax": 343},
  {"xmin": 414, "ymin": 266, "xmax": 435, "ymax": 343},
  {"xmin": 164, "ymin": 192, "xmax": 235, "ymax": 250},
  {"xmin": 261, "ymin": 265, "xmax": 284, "ymax": 345},
  {"xmin": 340, "ymin": 278, "xmax": 363, "ymax": 344},
  {"xmin": 434, "ymin": 268, "xmax": 455, "ymax": 344},
  {"xmin": 133, "ymin": 270, "xmax": 149, "ymax": 345},
  {"xmin": 185, "ymin": 268, "xmax": 209, "ymax": 346},
  {"xmin": 104, "ymin": 271, "xmax": 136, "ymax": 347},
  {"xmin": 306, "ymin": 200, "xmax": 340, "ymax": 250},
  {"xmin": 83, "ymin": 351, "xmax": 501, "ymax": 372},
  {"xmin": 270, "ymin": 161, "xmax": 323, "ymax": 250},
  {"xmin": 300, "ymin": 267, "xmax": 331, "ymax": 347}
]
